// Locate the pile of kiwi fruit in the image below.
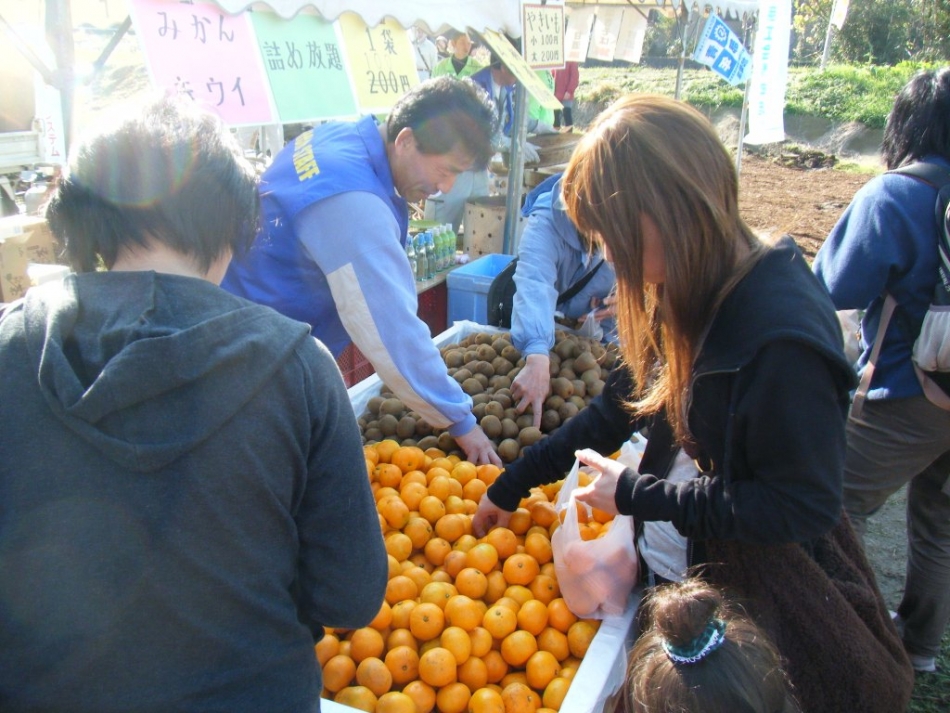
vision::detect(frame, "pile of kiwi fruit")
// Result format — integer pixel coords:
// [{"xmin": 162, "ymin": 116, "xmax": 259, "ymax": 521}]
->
[{"xmin": 357, "ymin": 330, "xmax": 621, "ymax": 463}]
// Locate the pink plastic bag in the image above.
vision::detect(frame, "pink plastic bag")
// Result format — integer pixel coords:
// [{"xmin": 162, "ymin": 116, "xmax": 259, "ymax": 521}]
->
[{"xmin": 551, "ymin": 457, "xmax": 638, "ymax": 619}]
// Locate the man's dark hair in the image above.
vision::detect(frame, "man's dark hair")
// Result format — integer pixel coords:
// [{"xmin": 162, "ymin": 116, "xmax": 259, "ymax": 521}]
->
[
  {"xmin": 882, "ymin": 67, "xmax": 950, "ymax": 170},
  {"xmin": 386, "ymin": 76, "xmax": 496, "ymax": 170},
  {"xmin": 46, "ymin": 95, "xmax": 259, "ymax": 273}
]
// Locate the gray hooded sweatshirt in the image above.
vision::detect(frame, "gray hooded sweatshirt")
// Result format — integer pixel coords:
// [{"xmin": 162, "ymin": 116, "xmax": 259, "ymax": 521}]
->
[{"xmin": 0, "ymin": 271, "xmax": 387, "ymax": 712}]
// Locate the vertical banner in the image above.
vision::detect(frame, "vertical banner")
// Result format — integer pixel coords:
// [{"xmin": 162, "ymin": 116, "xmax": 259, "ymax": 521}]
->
[
  {"xmin": 745, "ymin": 0, "xmax": 791, "ymax": 145},
  {"xmin": 830, "ymin": 0, "xmax": 851, "ymax": 30},
  {"xmin": 588, "ymin": 7, "xmax": 624, "ymax": 62},
  {"xmin": 522, "ymin": 2, "xmax": 565, "ymax": 70},
  {"xmin": 615, "ymin": 10, "xmax": 648, "ymax": 64},
  {"xmin": 250, "ymin": 12, "xmax": 356, "ymax": 122},
  {"xmin": 33, "ymin": 73, "xmax": 66, "ymax": 164},
  {"xmin": 564, "ymin": 7, "xmax": 595, "ymax": 63},
  {"xmin": 128, "ymin": 0, "xmax": 275, "ymax": 125},
  {"xmin": 337, "ymin": 14, "xmax": 417, "ymax": 115}
]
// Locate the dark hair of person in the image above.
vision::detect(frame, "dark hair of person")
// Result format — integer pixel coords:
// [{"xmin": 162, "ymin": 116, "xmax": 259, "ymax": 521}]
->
[
  {"xmin": 882, "ymin": 67, "xmax": 950, "ymax": 170},
  {"xmin": 386, "ymin": 76, "xmax": 496, "ymax": 170},
  {"xmin": 46, "ymin": 94, "xmax": 259, "ymax": 273},
  {"xmin": 562, "ymin": 94, "xmax": 765, "ymax": 442},
  {"xmin": 627, "ymin": 579, "xmax": 800, "ymax": 713}
]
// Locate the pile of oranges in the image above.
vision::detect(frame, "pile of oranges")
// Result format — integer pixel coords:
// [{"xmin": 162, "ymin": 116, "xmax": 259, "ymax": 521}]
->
[{"xmin": 317, "ymin": 440, "xmax": 605, "ymax": 713}]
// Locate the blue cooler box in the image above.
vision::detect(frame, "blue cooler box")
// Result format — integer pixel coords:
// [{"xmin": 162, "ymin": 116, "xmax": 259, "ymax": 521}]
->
[{"xmin": 446, "ymin": 253, "xmax": 516, "ymax": 325}]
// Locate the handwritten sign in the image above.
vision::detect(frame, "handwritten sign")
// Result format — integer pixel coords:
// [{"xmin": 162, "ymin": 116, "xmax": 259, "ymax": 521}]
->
[
  {"xmin": 481, "ymin": 29, "xmax": 562, "ymax": 111},
  {"xmin": 129, "ymin": 0, "xmax": 275, "ymax": 125},
  {"xmin": 615, "ymin": 11, "xmax": 648, "ymax": 64},
  {"xmin": 337, "ymin": 13, "xmax": 417, "ymax": 115},
  {"xmin": 250, "ymin": 12, "xmax": 357, "ymax": 122},
  {"xmin": 588, "ymin": 7, "xmax": 624, "ymax": 62},
  {"xmin": 564, "ymin": 8, "xmax": 595, "ymax": 63},
  {"xmin": 522, "ymin": 2, "xmax": 564, "ymax": 70}
]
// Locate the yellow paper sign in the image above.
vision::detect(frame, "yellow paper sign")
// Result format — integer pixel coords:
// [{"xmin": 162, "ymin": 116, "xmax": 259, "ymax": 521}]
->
[
  {"xmin": 481, "ymin": 29, "xmax": 562, "ymax": 111},
  {"xmin": 337, "ymin": 14, "xmax": 419, "ymax": 114}
]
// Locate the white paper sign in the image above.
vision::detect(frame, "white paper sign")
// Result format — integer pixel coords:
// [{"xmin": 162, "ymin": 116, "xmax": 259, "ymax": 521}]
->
[
  {"xmin": 564, "ymin": 7, "xmax": 595, "ymax": 63},
  {"xmin": 615, "ymin": 10, "xmax": 648, "ymax": 64},
  {"xmin": 588, "ymin": 7, "xmax": 624, "ymax": 62},
  {"xmin": 745, "ymin": 0, "xmax": 791, "ymax": 145}
]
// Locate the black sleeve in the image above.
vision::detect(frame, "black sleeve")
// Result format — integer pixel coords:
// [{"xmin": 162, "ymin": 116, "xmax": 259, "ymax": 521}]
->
[{"xmin": 486, "ymin": 365, "xmax": 642, "ymax": 510}]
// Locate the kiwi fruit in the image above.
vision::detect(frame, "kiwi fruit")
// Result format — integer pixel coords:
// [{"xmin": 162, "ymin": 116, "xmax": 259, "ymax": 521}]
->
[
  {"xmin": 396, "ymin": 416, "xmax": 417, "ymax": 440},
  {"xmin": 491, "ymin": 338, "xmax": 511, "ymax": 354},
  {"xmin": 501, "ymin": 418, "xmax": 520, "ymax": 440},
  {"xmin": 476, "ymin": 344, "xmax": 497, "ymax": 362},
  {"xmin": 489, "ymin": 375, "xmax": 512, "ymax": 391},
  {"xmin": 484, "ymin": 401, "xmax": 505, "ymax": 419},
  {"xmin": 588, "ymin": 379, "xmax": 606, "ymax": 397},
  {"xmin": 364, "ymin": 427, "xmax": 382, "ymax": 443},
  {"xmin": 480, "ymin": 414, "xmax": 503, "ymax": 439},
  {"xmin": 472, "ymin": 402, "xmax": 488, "ymax": 420},
  {"xmin": 474, "ymin": 361, "xmax": 495, "ymax": 377},
  {"xmin": 516, "ymin": 414, "xmax": 535, "ymax": 429},
  {"xmin": 378, "ymin": 413, "xmax": 399, "ymax": 436},
  {"xmin": 366, "ymin": 395, "xmax": 386, "ymax": 416},
  {"xmin": 551, "ymin": 377, "xmax": 575, "ymax": 399},
  {"xmin": 572, "ymin": 380, "xmax": 587, "ymax": 398},
  {"xmin": 540, "ymin": 409, "xmax": 561, "ymax": 432},
  {"xmin": 444, "ymin": 350, "xmax": 465, "ymax": 368},
  {"xmin": 573, "ymin": 351, "xmax": 599, "ymax": 373},
  {"xmin": 461, "ymin": 377, "xmax": 484, "ymax": 395},
  {"xmin": 437, "ymin": 432, "xmax": 457, "ymax": 453},
  {"xmin": 518, "ymin": 426, "xmax": 543, "ymax": 448},
  {"xmin": 544, "ymin": 394, "xmax": 565, "ymax": 411},
  {"xmin": 491, "ymin": 356, "xmax": 514, "ymax": 376},
  {"xmin": 473, "ymin": 373, "xmax": 489, "ymax": 389},
  {"xmin": 453, "ymin": 368, "xmax": 473, "ymax": 384},
  {"xmin": 415, "ymin": 419, "xmax": 434, "ymax": 437},
  {"xmin": 558, "ymin": 402, "xmax": 579, "ymax": 422},
  {"xmin": 498, "ymin": 438, "xmax": 521, "ymax": 463},
  {"xmin": 501, "ymin": 345, "xmax": 522, "ymax": 363},
  {"xmin": 417, "ymin": 435, "xmax": 440, "ymax": 452}
]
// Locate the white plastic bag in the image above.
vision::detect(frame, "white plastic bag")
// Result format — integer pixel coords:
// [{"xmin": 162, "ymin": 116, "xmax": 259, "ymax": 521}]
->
[{"xmin": 551, "ymin": 456, "xmax": 638, "ymax": 619}]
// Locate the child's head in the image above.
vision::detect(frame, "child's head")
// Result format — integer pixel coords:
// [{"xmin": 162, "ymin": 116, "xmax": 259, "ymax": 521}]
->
[{"xmin": 627, "ymin": 579, "xmax": 798, "ymax": 713}]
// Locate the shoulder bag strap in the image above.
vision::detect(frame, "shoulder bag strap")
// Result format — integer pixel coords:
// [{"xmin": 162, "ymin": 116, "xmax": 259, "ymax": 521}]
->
[
  {"xmin": 851, "ymin": 293, "xmax": 898, "ymax": 419},
  {"xmin": 556, "ymin": 259, "xmax": 605, "ymax": 306}
]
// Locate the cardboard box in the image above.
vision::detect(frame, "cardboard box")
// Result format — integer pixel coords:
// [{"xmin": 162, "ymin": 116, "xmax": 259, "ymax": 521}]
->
[
  {"xmin": 345, "ymin": 320, "xmax": 642, "ymax": 713},
  {"xmin": 0, "ymin": 215, "xmax": 64, "ymax": 302}
]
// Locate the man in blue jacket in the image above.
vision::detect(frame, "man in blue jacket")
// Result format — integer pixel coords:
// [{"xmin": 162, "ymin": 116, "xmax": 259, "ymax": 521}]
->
[{"xmin": 223, "ymin": 77, "xmax": 502, "ymax": 465}]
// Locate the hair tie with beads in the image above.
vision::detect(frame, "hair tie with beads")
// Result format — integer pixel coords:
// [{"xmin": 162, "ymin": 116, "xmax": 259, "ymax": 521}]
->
[{"xmin": 662, "ymin": 618, "xmax": 726, "ymax": 664}]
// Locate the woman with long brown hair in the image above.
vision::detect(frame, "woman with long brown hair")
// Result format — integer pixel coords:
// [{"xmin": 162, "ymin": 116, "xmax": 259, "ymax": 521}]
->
[{"xmin": 472, "ymin": 94, "xmax": 914, "ymax": 712}]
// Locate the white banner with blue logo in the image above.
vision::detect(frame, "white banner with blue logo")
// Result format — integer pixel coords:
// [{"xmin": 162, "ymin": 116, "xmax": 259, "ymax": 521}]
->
[{"xmin": 692, "ymin": 14, "xmax": 752, "ymax": 86}]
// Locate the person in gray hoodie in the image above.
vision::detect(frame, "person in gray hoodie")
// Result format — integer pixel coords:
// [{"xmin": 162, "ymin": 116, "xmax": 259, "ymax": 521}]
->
[{"xmin": 0, "ymin": 95, "xmax": 388, "ymax": 713}]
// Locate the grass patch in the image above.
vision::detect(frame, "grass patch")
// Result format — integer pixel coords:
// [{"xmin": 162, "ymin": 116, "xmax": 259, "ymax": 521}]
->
[{"xmin": 909, "ymin": 629, "xmax": 950, "ymax": 713}]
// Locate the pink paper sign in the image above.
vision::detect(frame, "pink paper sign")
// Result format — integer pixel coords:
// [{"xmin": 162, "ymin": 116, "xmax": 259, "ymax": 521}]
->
[{"xmin": 129, "ymin": 0, "xmax": 275, "ymax": 125}]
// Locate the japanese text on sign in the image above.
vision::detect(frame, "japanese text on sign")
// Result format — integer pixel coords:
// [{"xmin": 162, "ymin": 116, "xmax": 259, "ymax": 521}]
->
[
  {"xmin": 338, "ymin": 14, "xmax": 417, "ymax": 114},
  {"xmin": 522, "ymin": 2, "xmax": 565, "ymax": 69}
]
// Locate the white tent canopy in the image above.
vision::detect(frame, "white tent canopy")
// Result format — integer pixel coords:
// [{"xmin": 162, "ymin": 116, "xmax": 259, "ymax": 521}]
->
[
  {"xmin": 566, "ymin": 0, "xmax": 759, "ymax": 19},
  {"xmin": 207, "ymin": 0, "xmax": 523, "ymax": 37}
]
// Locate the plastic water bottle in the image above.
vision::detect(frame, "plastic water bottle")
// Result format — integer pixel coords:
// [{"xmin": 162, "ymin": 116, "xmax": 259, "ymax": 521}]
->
[
  {"xmin": 435, "ymin": 224, "xmax": 448, "ymax": 271},
  {"xmin": 425, "ymin": 232, "xmax": 436, "ymax": 279},
  {"xmin": 415, "ymin": 233, "xmax": 428, "ymax": 282},
  {"xmin": 445, "ymin": 223, "xmax": 459, "ymax": 266},
  {"xmin": 440, "ymin": 224, "xmax": 453, "ymax": 270},
  {"xmin": 405, "ymin": 236, "xmax": 417, "ymax": 280}
]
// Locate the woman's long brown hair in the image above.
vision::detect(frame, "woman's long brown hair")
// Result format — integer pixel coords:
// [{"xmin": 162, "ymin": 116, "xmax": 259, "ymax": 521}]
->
[{"xmin": 562, "ymin": 94, "xmax": 765, "ymax": 442}]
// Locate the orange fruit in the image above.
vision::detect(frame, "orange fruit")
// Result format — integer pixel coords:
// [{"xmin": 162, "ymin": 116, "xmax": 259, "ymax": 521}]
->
[
  {"xmin": 402, "ymin": 562, "xmax": 431, "ymax": 592},
  {"xmin": 457, "ymin": 653, "xmax": 489, "ymax": 690},
  {"xmin": 493, "ymin": 596, "xmax": 521, "ymax": 614},
  {"xmin": 401, "ymin": 468, "xmax": 428, "ymax": 488},
  {"xmin": 385, "ymin": 574, "xmax": 419, "ymax": 605},
  {"xmin": 482, "ymin": 603, "xmax": 519, "ymax": 640},
  {"xmin": 376, "ymin": 690, "xmax": 418, "ymax": 713},
  {"xmin": 386, "ymin": 554, "xmax": 402, "ymax": 579},
  {"xmin": 537, "ymin": 627, "xmax": 570, "ymax": 662},
  {"xmin": 400, "ymin": 482, "xmax": 429, "ymax": 512},
  {"xmin": 391, "ymin": 598, "xmax": 418, "ymax": 629},
  {"xmin": 567, "ymin": 620, "xmax": 599, "ymax": 658},
  {"xmin": 445, "ymin": 494, "xmax": 468, "ymax": 515},
  {"xmin": 418, "ymin": 646, "xmax": 458, "ymax": 687},
  {"xmin": 439, "ymin": 625, "xmax": 472, "ymax": 665},
  {"xmin": 355, "ymin": 656, "xmax": 393, "ymax": 697},
  {"xmin": 451, "ymin": 461, "xmax": 478, "ymax": 486},
  {"xmin": 419, "ymin": 495, "xmax": 447, "ymax": 524},
  {"xmin": 482, "ymin": 649, "xmax": 510, "ymax": 684},
  {"xmin": 501, "ymin": 671, "xmax": 529, "ymax": 690},
  {"xmin": 455, "ymin": 567, "xmax": 489, "ymax": 599},
  {"xmin": 403, "ymin": 516, "xmax": 434, "ymax": 550},
  {"xmin": 508, "ymin": 508, "xmax": 533, "ymax": 535},
  {"xmin": 423, "ymin": 536, "xmax": 452, "ymax": 567},
  {"xmin": 517, "ymin": 599, "xmax": 550, "ymax": 636},
  {"xmin": 463, "ymin": 478, "xmax": 488, "ymax": 502},
  {"xmin": 315, "ymin": 632, "xmax": 340, "ymax": 667},
  {"xmin": 501, "ymin": 681, "xmax": 541, "ymax": 713},
  {"xmin": 434, "ymin": 682, "xmax": 469, "ymax": 713},
  {"xmin": 386, "ymin": 628, "xmax": 418, "ymax": 652},
  {"xmin": 349, "ymin": 627, "xmax": 385, "ymax": 663},
  {"xmin": 428, "ymin": 475, "xmax": 453, "ymax": 502},
  {"xmin": 374, "ymin": 439, "xmax": 400, "ymax": 464},
  {"xmin": 484, "ymin": 570, "xmax": 509, "ymax": 604},
  {"xmin": 546, "ymin": 599, "xmax": 578, "ymax": 634},
  {"xmin": 486, "ymin": 527, "xmax": 519, "ymax": 559},
  {"xmin": 401, "ymin": 680, "xmax": 436, "ymax": 713},
  {"xmin": 435, "ymin": 513, "xmax": 468, "ymax": 543},
  {"xmin": 442, "ymin": 550, "xmax": 469, "ymax": 579},
  {"xmin": 379, "ymin": 496, "xmax": 411, "ymax": 530},
  {"xmin": 409, "ymin": 602, "xmax": 445, "ymax": 642},
  {"xmin": 476, "ymin": 463, "xmax": 503, "ymax": 485},
  {"xmin": 503, "ymin": 553, "xmax": 541, "ymax": 586},
  {"xmin": 428, "ymin": 459, "xmax": 454, "ymax": 475},
  {"xmin": 501, "ymin": 630, "xmax": 539, "ymax": 667},
  {"xmin": 524, "ymin": 532, "xmax": 553, "ymax": 565},
  {"xmin": 469, "ymin": 626, "xmax": 494, "ymax": 657},
  {"xmin": 384, "ymin": 644, "xmax": 420, "ymax": 685},
  {"xmin": 452, "ymin": 533, "xmax": 478, "ymax": 553},
  {"xmin": 334, "ymin": 685, "xmax": 378, "ymax": 712},
  {"xmin": 504, "ymin": 585, "xmax": 534, "ymax": 608},
  {"xmin": 384, "ymin": 531, "xmax": 413, "ymax": 562},
  {"xmin": 364, "ymin": 445, "xmax": 380, "ymax": 467},
  {"xmin": 391, "ymin": 445, "xmax": 427, "ymax": 474},
  {"xmin": 525, "ymin": 650, "xmax": 561, "ymax": 691},
  {"xmin": 529, "ymin": 574, "xmax": 559, "ymax": 605},
  {"xmin": 444, "ymin": 594, "xmax": 482, "ymax": 631},
  {"xmin": 529, "ymin": 501, "xmax": 559, "ymax": 528},
  {"xmin": 542, "ymin": 676, "xmax": 572, "ymax": 711},
  {"xmin": 374, "ymin": 463, "xmax": 404, "ymax": 489},
  {"xmin": 368, "ymin": 601, "xmax": 393, "ymax": 632},
  {"xmin": 375, "ymin": 486, "xmax": 399, "ymax": 503},
  {"xmin": 466, "ymin": 542, "xmax": 500, "ymax": 574},
  {"xmin": 322, "ymin": 653, "xmax": 357, "ymax": 693},
  {"xmin": 419, "ymin": 580, "xmax": 457, "ymax": 610},
  {"xmin": 469, "ymin": 685, "xmax": 505, "ymax": 713}
]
